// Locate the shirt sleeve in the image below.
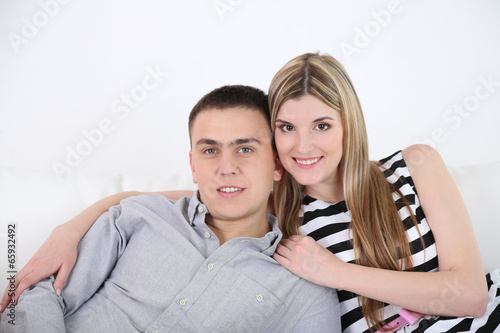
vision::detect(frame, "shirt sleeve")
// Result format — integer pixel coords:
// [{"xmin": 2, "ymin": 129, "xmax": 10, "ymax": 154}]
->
[
  {"xmin": 289, "ymin": 287, "xmax": 342, "ymax": 333},
  {"xmin": 1, "ymin": 205, "xmax": 128, "ymax": 333}
]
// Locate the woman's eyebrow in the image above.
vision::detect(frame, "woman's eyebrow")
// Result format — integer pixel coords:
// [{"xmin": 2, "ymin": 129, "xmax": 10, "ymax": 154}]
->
[
  {"xmin": 275, "ymin": 116, "xmax": 335, "ymax": 123},
  {"xmin": 313, "ymin": 116, "xmax": 335, "ymax": 122}
]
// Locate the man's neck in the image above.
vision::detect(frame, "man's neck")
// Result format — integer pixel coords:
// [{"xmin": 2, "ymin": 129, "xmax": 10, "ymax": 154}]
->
[{"xmin": 206, "ymin": 214, "xmax": 271, "ymax": 245}]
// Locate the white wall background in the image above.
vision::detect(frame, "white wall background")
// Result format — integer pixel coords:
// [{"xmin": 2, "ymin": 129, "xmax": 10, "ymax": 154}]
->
[
  {"xmin": 1, "ymin": 0, "xmax": 500, "ymax": 177},
  {"xmin": 0, "ymin": 0, "xmax": 499, "ymax": 289}
]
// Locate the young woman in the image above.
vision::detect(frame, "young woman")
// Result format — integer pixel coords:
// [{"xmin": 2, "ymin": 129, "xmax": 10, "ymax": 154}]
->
[
  {"xmin": 267, "ymin": 53, "xmax": 498, "ymax": 332},
  {"xmin": 3, "ymin": 53, "xmax": 499, "ymax": 332}
]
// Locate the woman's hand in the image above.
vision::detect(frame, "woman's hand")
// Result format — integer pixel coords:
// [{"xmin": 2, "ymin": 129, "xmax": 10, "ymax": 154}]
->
[
  {"xmin": 273, "ymin": 235, "xmax": 340, "ymax": 288},
  {"xmin": 0, "ymin": 223, "xmax": 79, "ymax": 312}
]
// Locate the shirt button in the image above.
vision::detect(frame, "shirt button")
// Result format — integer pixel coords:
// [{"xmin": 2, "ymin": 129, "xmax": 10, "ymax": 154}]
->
[
  {"xmin": 207, "ymin": 263, "xmax": 214, "ymax": 270},
  {"xmin": 204, "ymin": 231, "xmax": 211, "ymax": 238},
  {"xmin": 179, "ymin": 298, "xmax": 187, "ymax": 306},
  {"xmin": 256, "ymin": 294, "xmax": 264, "ymax": 302},
  {"xmin": 198, "ymin": 206, "xmax": 204, "ymax": 213}
]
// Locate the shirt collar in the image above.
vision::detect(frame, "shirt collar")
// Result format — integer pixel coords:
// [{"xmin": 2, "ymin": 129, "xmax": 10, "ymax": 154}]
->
[
  {"xmin": 187, "ymin": 190, "xmax": 207, "ymax": 226},
  {"xmin": 187, "ymin": 191, "xmax": 282, "ymax": 256},
  {"xmin": 259, "ymin": 213, "xmax": 282, "ymax": 256},
  {"xmin": 225, "ymin": 213, "xmax": 282, "ymax": 257}
]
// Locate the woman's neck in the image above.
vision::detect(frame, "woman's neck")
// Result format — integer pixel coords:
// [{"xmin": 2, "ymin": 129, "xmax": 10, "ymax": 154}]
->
[{"xmin": 304, "ymin": 180, "xmax": 344, "ymax": 204}]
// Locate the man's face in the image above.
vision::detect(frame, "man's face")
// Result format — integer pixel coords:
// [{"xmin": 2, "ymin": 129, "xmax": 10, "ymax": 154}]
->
[{"xmin": 189, "ymin": 107, "xmax": 282, "ymax": 224}]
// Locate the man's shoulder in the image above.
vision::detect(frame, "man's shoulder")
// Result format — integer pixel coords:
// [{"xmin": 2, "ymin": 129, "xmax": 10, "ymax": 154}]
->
[
  {"xmin": 125, "ymin": 193, "xmax": 174, "ymax": 204},
  {"xmin": 119, "ymin": 193, "xmax": 191, "ymax": 216}
]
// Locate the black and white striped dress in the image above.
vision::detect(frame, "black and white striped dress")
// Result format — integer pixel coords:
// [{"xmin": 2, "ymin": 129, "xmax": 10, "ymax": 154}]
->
[{"xmin": 300, "ymin": 151, "xmax": 500, "ymax": 332}]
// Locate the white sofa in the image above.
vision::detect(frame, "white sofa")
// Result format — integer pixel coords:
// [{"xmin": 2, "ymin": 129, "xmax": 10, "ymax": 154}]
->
[{"xmin": 0, "ymin": 161, "xmax": 498, "ymax": 294}]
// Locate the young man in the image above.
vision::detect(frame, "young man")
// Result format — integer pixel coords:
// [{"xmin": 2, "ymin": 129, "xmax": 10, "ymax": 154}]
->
[{"xmin": 2, "ymin": 86, "xmax": 340, "ymax": 332}]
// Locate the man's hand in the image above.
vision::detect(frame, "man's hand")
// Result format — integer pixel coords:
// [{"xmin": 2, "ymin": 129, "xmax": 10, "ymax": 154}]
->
[{"xmin": 0, "ymin": 223, "xmax": 79, "ymax": 312}]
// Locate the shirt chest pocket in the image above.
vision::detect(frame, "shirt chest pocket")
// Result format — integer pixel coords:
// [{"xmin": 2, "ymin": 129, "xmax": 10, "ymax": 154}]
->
[{"xmin": 203, "ymin": 274, "xmax": 284, "ymax": 333}]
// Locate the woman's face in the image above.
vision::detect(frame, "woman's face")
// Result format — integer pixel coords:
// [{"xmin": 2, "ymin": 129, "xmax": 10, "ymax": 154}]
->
[{"xmin": 274, "ymin": 94, "xmax": 344, "ymax": 194}]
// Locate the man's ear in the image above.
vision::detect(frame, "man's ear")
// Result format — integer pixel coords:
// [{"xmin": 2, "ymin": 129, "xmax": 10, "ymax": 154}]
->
[
  {"xmin": 189, "ymin": 151, "xmax": 197, "ymax": 184},
  {"xmin": 273, "ymin": 155, "xmax": 284, "ymax": 182}
]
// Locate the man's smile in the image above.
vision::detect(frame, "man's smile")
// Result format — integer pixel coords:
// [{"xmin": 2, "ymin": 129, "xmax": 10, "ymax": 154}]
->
[{"xmin": 217, "ymin": 187, "xmax": 243, "ymax": 193}]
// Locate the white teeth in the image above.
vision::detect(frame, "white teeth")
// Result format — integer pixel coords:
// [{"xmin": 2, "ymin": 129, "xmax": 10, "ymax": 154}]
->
[
  {"xmin": 218, "ymin": 187, "xmax": 242, "ymax": 193},
  {"xmin": 296, "ymin": 158, "xmax": 320, "ymax": 165}
]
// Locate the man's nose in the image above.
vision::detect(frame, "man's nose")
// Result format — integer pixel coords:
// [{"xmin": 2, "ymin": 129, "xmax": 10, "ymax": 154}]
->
[{"xmin": 218, "ymin": 153, "xmax": 239, "ymax": 175}]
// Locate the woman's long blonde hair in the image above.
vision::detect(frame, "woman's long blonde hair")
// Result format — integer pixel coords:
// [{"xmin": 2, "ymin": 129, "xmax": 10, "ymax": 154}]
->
[{"xmin": 269, "ymin": 53, "xmax": 422, "ymax": 331}]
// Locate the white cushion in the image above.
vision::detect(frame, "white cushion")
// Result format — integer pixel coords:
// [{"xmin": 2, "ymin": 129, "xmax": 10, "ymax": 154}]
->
[
  {"xmin": 0, "ymin": 166, "xmax": 122, "ymax": 294},
  {"xmin": 121, "ymin": 173, "xmax": 196, "ymax": 192}
]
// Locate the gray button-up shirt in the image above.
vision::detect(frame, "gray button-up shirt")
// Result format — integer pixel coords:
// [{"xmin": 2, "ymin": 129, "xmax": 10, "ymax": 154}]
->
[{"xmin": 2, "ymin": 193, "xmax": 340, "ymax": 332}]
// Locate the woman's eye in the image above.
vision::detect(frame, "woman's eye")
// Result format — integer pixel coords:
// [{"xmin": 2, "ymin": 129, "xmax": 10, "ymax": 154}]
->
[
  {"xmin": 315, "ymin": 123, "xmax": 329, "ymax": 131},
  {"xmin": 281, "ymin": 124, "xmax": 295, "ymax": 132}
]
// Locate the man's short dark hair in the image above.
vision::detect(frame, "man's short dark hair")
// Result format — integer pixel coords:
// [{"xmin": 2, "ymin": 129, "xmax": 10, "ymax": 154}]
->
[{"xmin": 188, "ymin": 85, "xmax": 271, "ymax": 145}]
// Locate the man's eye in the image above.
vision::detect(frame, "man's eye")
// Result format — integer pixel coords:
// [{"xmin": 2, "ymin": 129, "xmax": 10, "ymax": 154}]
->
[
  {"xmin": 315, "ymin": 123, "xmax": 329, "ymax": 131},
  {"xmin": 204, "ymin": 148, "xmax": 217, "ymax": 154},
  {"xmin": 239, "ymin": 147, "xmax": 252, "ymax": 153},
  {"xmin": 281, "ymin": 124, "xmax": 295, "ymax": 132}
]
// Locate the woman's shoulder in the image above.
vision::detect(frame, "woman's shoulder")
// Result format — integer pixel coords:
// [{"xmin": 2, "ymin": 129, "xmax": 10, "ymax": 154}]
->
[
  {"xmin": 377, "ymin": 145, "xmax": 437, "ymax": 195},
  {"xmin": 378, "ymin": 144, "xmax": 442, "ymax": 175},
  {"xmin": 377, "ymin": 145, "xmax": 448, "ymax": 197},
  {"xmin": 401, "ymin": 144, "xmax": 444, "ymax": 177}
]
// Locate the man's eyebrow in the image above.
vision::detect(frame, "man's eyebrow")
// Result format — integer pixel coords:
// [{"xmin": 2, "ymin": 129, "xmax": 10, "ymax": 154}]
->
[
  {"xmin": 195, "ymin": 137, "xmax": 261, "ymax": 147},
  {"xmin": 230, "ymin": 137, "xmax": 261, "ymax": 147},
  {"xmin": 195, "ymin": 138, "xmax": 221, "ymax": 147}
]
